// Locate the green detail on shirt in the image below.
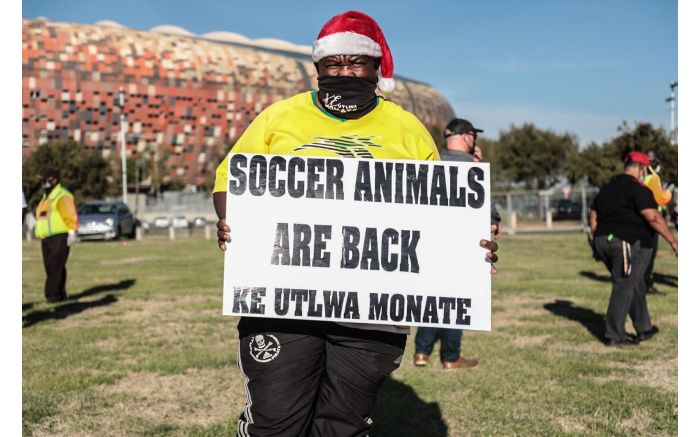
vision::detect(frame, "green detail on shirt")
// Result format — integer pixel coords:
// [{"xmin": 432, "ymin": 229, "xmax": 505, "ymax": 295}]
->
[{"xmin": 292, "ymin": 134, "xmax": 382, "ymax": 158}]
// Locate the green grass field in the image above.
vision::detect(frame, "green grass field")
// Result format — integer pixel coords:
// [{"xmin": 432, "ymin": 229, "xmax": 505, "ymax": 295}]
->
[{"xmin": 22, "ymin": 232, "xmax": 678, "ymax": 436}]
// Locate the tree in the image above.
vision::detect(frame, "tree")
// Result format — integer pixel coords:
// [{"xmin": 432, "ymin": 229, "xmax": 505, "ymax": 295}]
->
[
  {"xmin": 22, "ymin": 142, "xmax": 111, "ymax": 208},
  {"xmin": 495, "ymin": 123, "xmax": 579, "ymax": 189},
  {"xmin": 426, "ymin": 124, "xmax": 447, "ymax": 151},
  {"xmin": 574, "ymin": 122, "xmax": 677, "ymax": 187},
  {"xmin": 110, "ymin": 155, "xmax": 153, "ymax": 194}
]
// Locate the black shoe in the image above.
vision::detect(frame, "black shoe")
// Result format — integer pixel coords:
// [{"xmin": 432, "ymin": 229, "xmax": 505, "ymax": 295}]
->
[
  {"xmin": 605, "ymin": 337, "xmax": 639, "ymax": 348},
  {"xmin": 637, "ymin": 326, "xmax": 660, "ymax": 342},
  {"xmin": 647, "ymin": 286, "xmax": 660, "ymax": 294}
]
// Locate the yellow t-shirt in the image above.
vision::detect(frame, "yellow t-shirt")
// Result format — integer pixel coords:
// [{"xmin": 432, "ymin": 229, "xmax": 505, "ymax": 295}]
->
[
  {"xmin": 213, "ymin": 91, "xmax": 440, "ymax": 192},
  {"xmin": 214, "ymin": 91, "xmax": 440, "ymax": 334}
]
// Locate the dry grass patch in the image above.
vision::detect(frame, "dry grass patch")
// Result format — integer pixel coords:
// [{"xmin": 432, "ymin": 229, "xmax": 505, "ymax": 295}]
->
[
  {"xmin": 98, "ymin": 256, "xmax": 153, "ymax": 266},
  {"xmin": 612, "ymin": 359, "xmax": 677, "ymax": 394},
  {"xmin": 557, "ymin": 416, "xmax": 588, "ymax": 433},
  {"xmin": 101, "ymin": 368, "xmax": 244, "ymax": 428},
  {"xmin": 492, "ymin": 294, "xmax": 548, "ymax": 329},
  {"xmin": 590, "ymin": 359, "xmax": 677, "ymax": 395},
  {"xmin": 657, "ymin": 314, "xmax": 678, "ymax": 326},
  {"xmin": 619, "ymin": 408, "xmax": 654, "ymax": 434},
  {"xmin": 511, "ymin": 334, "xmax": 551, "ymax": 348}
]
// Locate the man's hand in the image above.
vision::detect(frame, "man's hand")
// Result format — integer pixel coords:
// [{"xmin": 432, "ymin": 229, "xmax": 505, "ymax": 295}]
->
[
  {"xmin": 67, "ymin": 230, "xmax": 77, "ymax": 247},
  {"xmin": 217, "ymin": 219, "xmax": 231, "ymax": 251},
  {"xmin": 481, "ymin": 224, "xmax": 499, "ymax": 274},
  {"xmin": 670, "ymin": 239, "xmax": 678, "ymax": 257},
  {"xmin": 472, "ymin": 146, "xmax": 483, "ymax": 163},
  {"xmin": 492, "ymin": 223, "xmax": 502, "ymax": 240}
]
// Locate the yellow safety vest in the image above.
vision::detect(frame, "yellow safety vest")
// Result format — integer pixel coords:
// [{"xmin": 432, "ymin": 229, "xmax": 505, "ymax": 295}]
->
[
  {"xmin": 643, "ymin": 172, "xmax": 668, "ymax": 212},
  {"xmin": 34, "ymin": 184, "xmax": 74, "ymax": 239}
]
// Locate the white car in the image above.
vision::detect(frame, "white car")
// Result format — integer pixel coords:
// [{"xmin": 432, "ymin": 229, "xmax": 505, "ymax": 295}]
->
[
  {"xmin": 78, "ymin": 201, "xmax": 135, "ymax": 240},
  {"xmin": 172, "ymin": 216, "xmax": 189, "ymax": 229},
  {"xmin": 153, "ymin": 216, "xmax": 170, "ymax": 228}
]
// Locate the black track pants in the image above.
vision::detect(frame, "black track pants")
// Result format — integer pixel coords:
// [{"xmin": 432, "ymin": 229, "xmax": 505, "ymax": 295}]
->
[
  {"xmin": 593, "ymin": 236, "xmax": 653, "ymax": 341},
  {"xmin": 41, "ymin": 234, "xmax": 70, "ymax": 302},
  {"xmin": 236, "ymin": 317, "xmax": 406, "ymax": 437}
]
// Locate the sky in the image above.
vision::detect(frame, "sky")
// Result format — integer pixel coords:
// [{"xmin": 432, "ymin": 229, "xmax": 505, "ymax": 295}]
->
[{"xmin": 22, "ymin": 0, "xmax": 678, "ymax": 146}]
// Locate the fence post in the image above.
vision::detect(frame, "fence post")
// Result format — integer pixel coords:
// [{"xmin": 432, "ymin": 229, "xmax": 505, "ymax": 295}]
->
[
  {"xmin": 204, "ymin": 224, "xmax": 211, "ymax": 241},
  {"xmin": 581, "ymin": 186, "xmax": 588, "ymax": 223},
  {"xmin": 546, "ymin": 210, "xmax": 553, "ymax": 229},
  {"xmin": 169, "ymin": 225, "xmax": 175, "ymax": 241},
  {"xmin": 507, "ymin": 193, "xmax": 516, "ymax": 235},
  {"xmin": 136, "ymin": 226, "xmax": 143, "ymax": 241},
  {"xmin": 25, "ymin": 229, "xmax": 32, "ymax": 242},
  {"xmin": 509, "ymin": 211, "xmax": 517, "ymax": 236}
]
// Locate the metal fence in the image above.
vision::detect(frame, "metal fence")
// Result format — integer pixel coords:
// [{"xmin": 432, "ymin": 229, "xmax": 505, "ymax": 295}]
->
[
  {"xmin": 492, "ymin": 187, "xmax": 598, "ymax": 234},
  {"xmin": 24, "ymin": 185, "xmax": 677, "ymax": 242}
]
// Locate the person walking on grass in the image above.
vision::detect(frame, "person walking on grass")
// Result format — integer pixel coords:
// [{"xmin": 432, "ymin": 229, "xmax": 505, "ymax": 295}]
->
[{"xmin": 589, "ymin": 151, "xmax": 677, "ymax": 347}]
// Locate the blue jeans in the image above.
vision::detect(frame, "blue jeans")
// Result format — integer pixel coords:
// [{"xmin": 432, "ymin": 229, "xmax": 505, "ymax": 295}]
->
[{"xmin": 414, "ymin": 327, "xmax": 462, "ymax": 362}]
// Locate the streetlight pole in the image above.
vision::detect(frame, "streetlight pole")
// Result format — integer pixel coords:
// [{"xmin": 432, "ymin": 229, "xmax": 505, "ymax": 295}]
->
[
  {"xmin": 118, "ymin": 87, "xmax": 128, "ymax": 204},
  {"xmin": 666, "ymin": 81, "xmax": 678, "ymax": 144}
]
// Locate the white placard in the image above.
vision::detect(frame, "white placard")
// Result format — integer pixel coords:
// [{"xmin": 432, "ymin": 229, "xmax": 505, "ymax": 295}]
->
[{"xmin": 222, "ymin": 153, "xmax": 491, "ymax": 330}]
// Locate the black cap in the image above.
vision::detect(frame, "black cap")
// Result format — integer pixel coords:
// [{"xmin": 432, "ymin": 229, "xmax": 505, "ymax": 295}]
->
[
  {"xmin": 444, "ymin": 118, "xmax": 484, "ymax": 137},
  {"xmin": 647, "ymin": 150, "xmax": 661, "ymax": 165},
  {"xmin": 40, "ymin": 167, "xmax": 60, "ymax": 180}
]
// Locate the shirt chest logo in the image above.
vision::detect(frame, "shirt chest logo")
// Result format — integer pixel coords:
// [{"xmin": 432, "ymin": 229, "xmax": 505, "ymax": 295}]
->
[{"xmin": 292, "ymin": 134, "xmax": 382, "ymax": 158}]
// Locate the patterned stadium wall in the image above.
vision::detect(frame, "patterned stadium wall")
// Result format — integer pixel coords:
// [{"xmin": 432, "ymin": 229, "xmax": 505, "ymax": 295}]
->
[{"xmin": 22, "ymin": 19, "xmax": 455, "ymax": 186}]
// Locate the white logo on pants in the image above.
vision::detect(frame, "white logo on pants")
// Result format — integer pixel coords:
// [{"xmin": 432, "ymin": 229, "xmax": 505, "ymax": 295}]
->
[{"xmin": 249, "ymin": 334, "xmax": 281, "ymax": 363}]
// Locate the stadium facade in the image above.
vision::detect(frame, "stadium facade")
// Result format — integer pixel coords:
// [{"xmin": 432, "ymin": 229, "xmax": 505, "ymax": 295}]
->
[{"xmin": 22, "ymin": 18, "xmax": 455, "ymax": 186}]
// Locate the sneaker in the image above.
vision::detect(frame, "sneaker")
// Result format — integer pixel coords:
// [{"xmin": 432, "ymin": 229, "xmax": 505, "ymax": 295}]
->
[
  {"xmin": 413, "ymin": 353, "xmax": 430, "ymax": 367},
  {"xmin": 442, "ymin": 356, "xmax": 479, "ymax": 369},
  {"xmin": 637, "ymin": 326, "xmax": 660, "ymax": 342},
  {"xmin": 647, "ymin": 286, "xmax": 660, "ymax": 294}
]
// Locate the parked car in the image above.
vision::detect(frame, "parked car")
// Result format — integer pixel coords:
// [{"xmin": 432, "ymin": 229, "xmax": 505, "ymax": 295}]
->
[
  {"xmin": 172, "ymin": 216, "xmax": 189, "ymax": 229},
  {"xmin": 192, "ymin": 217, "xmax": 208, "ymax": 228},
  {"xmin": 77, "ymin": 201, "xmax": 135, "ymax": 241},
  {"xmin": 553, "ymin": 199, "xmax": 583, "ymax": 221},
  {"xmin": 153, "ymin": 216, "xmax": 170, "ymax": 228}
]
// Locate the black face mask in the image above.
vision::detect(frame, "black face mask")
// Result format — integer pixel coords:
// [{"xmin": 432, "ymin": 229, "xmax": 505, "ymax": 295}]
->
[
  {"xmin": 317, "ymin": 76, "xmax": 378, "ymax": 119},
  {"xmin": 42, "ymin": 180, "xmax": 56, "ymax": 194}
]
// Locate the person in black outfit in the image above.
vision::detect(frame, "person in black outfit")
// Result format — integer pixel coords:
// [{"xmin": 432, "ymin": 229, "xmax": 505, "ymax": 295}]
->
[{"xmin": 589, "ymin": 151, "xmax": 678, "ymax": 347}]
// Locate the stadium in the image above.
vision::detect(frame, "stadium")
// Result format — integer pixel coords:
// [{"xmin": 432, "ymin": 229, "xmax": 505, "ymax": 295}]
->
[{"xmin": 22, "ymin": 18, "xmax": 455, "ymax": 187}]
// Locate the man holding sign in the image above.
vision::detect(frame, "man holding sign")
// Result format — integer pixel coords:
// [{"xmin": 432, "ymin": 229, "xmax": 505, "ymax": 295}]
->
[{"xmin": 213, "ymin": 10, "xmax": 498, "ymax": 436}]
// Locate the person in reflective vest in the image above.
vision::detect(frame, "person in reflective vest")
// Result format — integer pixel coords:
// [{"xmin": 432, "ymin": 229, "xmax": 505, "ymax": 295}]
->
[
  {"xmin": 34, "ymin": 168, "xmax": 78, "ymax": 303},
  {"xmin": 642, "ymin": 151, "xmax": 672, "ymax": 295}
]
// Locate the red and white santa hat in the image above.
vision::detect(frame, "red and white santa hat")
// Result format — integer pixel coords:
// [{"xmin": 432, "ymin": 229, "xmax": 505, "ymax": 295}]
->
[{"xmin": 311, "ymin": 10, "xmax": 395, "ymax": 93}]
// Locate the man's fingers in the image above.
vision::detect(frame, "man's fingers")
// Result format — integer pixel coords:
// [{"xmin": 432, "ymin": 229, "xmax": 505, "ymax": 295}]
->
[
  {"xmin": 490, "ymin": 264, "xmax": 497, "ymax": 275},
  {"xmin": 216, "ymin": 219, "xmax": 230, "ymax": 232},
  {"xmin": 216, "ymin": 218, "xmax": 230, "ymax": 251},
  {"xmin": 485, "ymin": 252, "xmax": 499, "ymax": 264},
  {"xmin": 480, "ymin": 239, "xmax": 498, "ymax": 253}
]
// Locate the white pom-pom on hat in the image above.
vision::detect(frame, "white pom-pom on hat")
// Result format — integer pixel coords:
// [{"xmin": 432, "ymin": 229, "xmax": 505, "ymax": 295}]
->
[{"xmin": 378, "ymin": 76, "xmax": 395, "ymax": 93}]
